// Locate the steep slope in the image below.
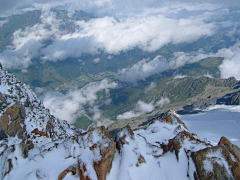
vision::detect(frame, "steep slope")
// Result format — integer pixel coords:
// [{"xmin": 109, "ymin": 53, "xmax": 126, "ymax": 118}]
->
[{"xmin": 0, "ymin": 68, "xmax": 240, "ymax": 180}]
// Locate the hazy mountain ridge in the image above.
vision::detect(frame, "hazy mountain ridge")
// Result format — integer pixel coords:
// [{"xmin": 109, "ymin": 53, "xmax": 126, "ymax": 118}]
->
[{"xmin": 0, "ymin": 69, "xmax": 240, "ymax": 180}]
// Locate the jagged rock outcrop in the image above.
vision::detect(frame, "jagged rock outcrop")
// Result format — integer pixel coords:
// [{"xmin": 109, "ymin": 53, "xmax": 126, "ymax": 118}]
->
[
  {"xmin": 78, "ymin": 126, "xmax": 115, "ymax": 180},
  {"xmin": 191, "ymin": 136, "xmax": 240, "ymax": 180},
  {"xmin": 0, "ymin": 68, "xmax": 240, "ymax": 180},
  {"xmin": 226, "ymin": 91, "xmax": 240, "ymax": 105}
]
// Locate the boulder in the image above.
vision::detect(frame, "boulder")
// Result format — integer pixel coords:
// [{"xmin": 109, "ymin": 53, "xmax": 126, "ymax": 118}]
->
[
  {"xmin": 0, "ymin": 103, "xmax": 26, "ymax": 139},
  {"xmin": 191, "ymin": 137, "xmax": 240, "ymax": 180}
]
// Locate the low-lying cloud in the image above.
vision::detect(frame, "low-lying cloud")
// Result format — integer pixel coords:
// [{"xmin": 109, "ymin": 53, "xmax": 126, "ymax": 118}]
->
[
  {"xmin": 117, "ymin": 56, "xmax": 169, "ymax": 84},
  {"xmin": 145, "ymin": 82, "xmax": 157, "ymax": 93},
  {"xmin": 42, "ymin": 79, "xmax": 117, "ymax": 125},
  {"xmin": 40, "ymin": 12, "xmax": 216, "ymax": 60},
  {"xmin": 117, "ymin": 98, "xmax": 170, "ymax": 120},
  {"xmin": 117, "ymin": 39, "xmax": 240, "ymax": 84},
  {"xmin": 217, "ymin": 42, "xmax": 240, "ymax": 80}
]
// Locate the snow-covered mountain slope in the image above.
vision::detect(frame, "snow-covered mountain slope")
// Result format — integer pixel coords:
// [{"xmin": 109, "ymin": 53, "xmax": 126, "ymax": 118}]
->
[{"xmin": 0, "ymin": 67, "xmax": 240, "ymax": 180}]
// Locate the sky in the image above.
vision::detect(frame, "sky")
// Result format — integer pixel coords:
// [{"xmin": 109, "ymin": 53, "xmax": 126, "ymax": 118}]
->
[{"xmin": 1, "ymin": 0, "xmax": 240, "ymax": 125}]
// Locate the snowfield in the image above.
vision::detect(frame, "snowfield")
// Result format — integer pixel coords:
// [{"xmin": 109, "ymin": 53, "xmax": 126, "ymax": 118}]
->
[{"xmin": 179, "ymin": 105, "xmax": 240, "ymax": 147}]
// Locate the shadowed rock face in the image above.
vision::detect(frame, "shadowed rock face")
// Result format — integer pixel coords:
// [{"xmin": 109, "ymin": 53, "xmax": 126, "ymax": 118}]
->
[
  {"xmin": 0, "ymin": 129, "xmax": 7, "ymax": 140},
  {"xmin": 226, "ymin": 91, "xmax": 240, "ymax": 105}
]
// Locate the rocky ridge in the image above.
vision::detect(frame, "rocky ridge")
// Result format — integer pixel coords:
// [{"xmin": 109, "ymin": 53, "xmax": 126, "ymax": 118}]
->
[{"xmin": 0, "ymin": 68, "xmax": 240, "ymax": 180}]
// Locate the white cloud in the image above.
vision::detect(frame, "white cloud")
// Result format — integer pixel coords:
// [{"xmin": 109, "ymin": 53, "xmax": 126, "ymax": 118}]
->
[
  {"xmin": 0, "ymin": 10, "xmax": 67, "ymax": 69},
  {"xmin": 173, "ymin": 74, "xmax": 187, "ymax": 79},
  {"xmin": 1, "ymin": 3, "xmax": 221, "ymax": 69},
  {"xmin": 116, "ymin": 39, "xmax": 240, "ymax": 84},
  {"xmin": 118, "ymin": 55, "xmax": 169, "ymax": 84},
  {"xmin": 145, "ymin": 82, "xmax": 157, "ymax": 93},
  {"xmin": 12, "ymin": 10, "xmax": 64, "ymax": 49},
  {"xmin": 116, "ymin": 97, "xmax": 170, "ymax": 120},
  {"xmin": 0, "ymin": 39, "xmax": 42, "ymax": 69},
  {"xmin": 42, "ymin": 79, "xmax": 117, "ymax": 124},
  {"xmin": 169, "ymin": 49, "xmax": 210, "ymax": 69},
  {"xmin": 0, "ymin": 1, "xmax": 239, "ymax": 74},
  {"xmin": 155, "ymin": 97, "xmax": 171, "ymax": 107},
  {"xmin": 168, "ymin": 41, "xmax": 240, "ymax": 80},
  {"xmin": 0, "ymin": 19, "xmax": 9, "ymax": 28},
  {"xmin": 116, "ymin": 49, "xmax": 213, "ymax": 84},
  {"xmin": 41, "ymin": 11, "xmax": 216, "ymax": 60},
  {"xmin": 165, "ymin": 41, "xmax": 240, "ymax": 80},
  {"xmin": 217, "ymin": 42, "xmax": 240, "ymax": 80},
  {"xmin": 93, "ymin": 57, "xmax": 100, "ymax": 63}
]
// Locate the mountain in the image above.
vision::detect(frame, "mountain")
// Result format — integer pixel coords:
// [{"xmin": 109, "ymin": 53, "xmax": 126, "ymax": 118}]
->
[{"xmin": 0, "ymin": 67, "xmax": 240, "ymax": 180}]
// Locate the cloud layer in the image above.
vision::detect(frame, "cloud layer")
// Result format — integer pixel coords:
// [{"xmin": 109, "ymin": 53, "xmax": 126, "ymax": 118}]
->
[
  {"xmin": 42, "ymin": 79, "xmax": 117, "ymax": 125},
  {"xmin": 116, "ymin": 98, "xmax": 170, "ymax": 120},
  {"xmin": 217, "ymin": 42, "xmax": 240, "ymax": 79},
  {"xmin": 118, "ymin": 56, "xmax": 169, "ymax": 84},
  {"xmin": 0, "ymin": 2, "xmax": 228, "ymax": 70}
]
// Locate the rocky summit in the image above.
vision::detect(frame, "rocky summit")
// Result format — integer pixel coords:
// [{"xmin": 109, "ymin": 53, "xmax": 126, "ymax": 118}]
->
[{"xmin": 0, "ymin": 67, "xmax": 240, "ymax": 180}]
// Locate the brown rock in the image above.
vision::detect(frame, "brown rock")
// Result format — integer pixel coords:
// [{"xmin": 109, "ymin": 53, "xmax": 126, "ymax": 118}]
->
[
  {"xmin": 233, "ymin": 145, "xmax": 240, "ymax": 161},
  {"xmin": 115, "ymin": 125, "xmax": 134, "ymax": 153},
  {"xmin": 93, "ymin": 140, "xmax": 115, "ymax": 180},
  {"xmin": 218, "ymin": 136, "xmax": 233, "ymax": 149},
  {"xmin": 26, "ymin": 140, "xmax": 34, "ymax": 150},
  {"xmin": 148, "ymin": 110, "xmax": 188, "ymax": 130},
  {"xmin": 218, "ymin": 137, "xmax": 240, "ymax": 179},
  {"xmin": 136, "ymin": 155, "xmax": 146, "ymax": 167},
  {"xmin": 161, "ymin": 116, "xmax": 174, "ymax": 124},
  {"xmin": 0, "ymin": 103, "xmax": 26, "ymax": 139},
  {"xmin": 191, "ymin": 140, "xmax": 240, "ymax": 180},
  {"xmin": 4, "ymin": 159, "xmax": 13, "ymax": 177},
  {"xmin": 78, "ymin": 126, "xmax": 116, "ymax": 180},
  {"xmin": 31, "ymin": 128, "xmax": 49, "ymax": 138},
  {"xmin": 161, "ymin": 131, "xmax": 211, "ymax": 160},
  {"xmin": 78, "ymin": 160, "xmax": 91, "ymax": 180},
  {"xmin": 58, "ymin": 166, "xmax": 76, "ymax": 180},
  {"xmin": 19, "ymin": 143, "xmax": 28, "ymax": 158}
]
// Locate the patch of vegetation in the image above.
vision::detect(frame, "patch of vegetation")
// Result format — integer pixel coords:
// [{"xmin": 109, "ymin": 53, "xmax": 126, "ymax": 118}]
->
[{"xmin": 73, "ymin": 116, "xmax": 92, "ymax": 130}]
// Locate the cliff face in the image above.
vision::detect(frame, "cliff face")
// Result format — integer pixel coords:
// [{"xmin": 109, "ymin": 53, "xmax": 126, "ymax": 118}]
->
[
  {"xmin": 226, "ymin": 91, "xmax": 240, "ymax": 105},
  {"xmin": 0, "ymin": 68, "xmax": 240, "ymax": 180}
]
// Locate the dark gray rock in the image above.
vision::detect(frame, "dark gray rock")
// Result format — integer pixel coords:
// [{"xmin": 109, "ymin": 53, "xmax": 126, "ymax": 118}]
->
[
  {"xmin": 226, "ymin": 91, "xmax": 240, "ymax": 105},
  {"xmin": 0, "ymin": 129, "xmax": 8, "ymax": 140}
]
